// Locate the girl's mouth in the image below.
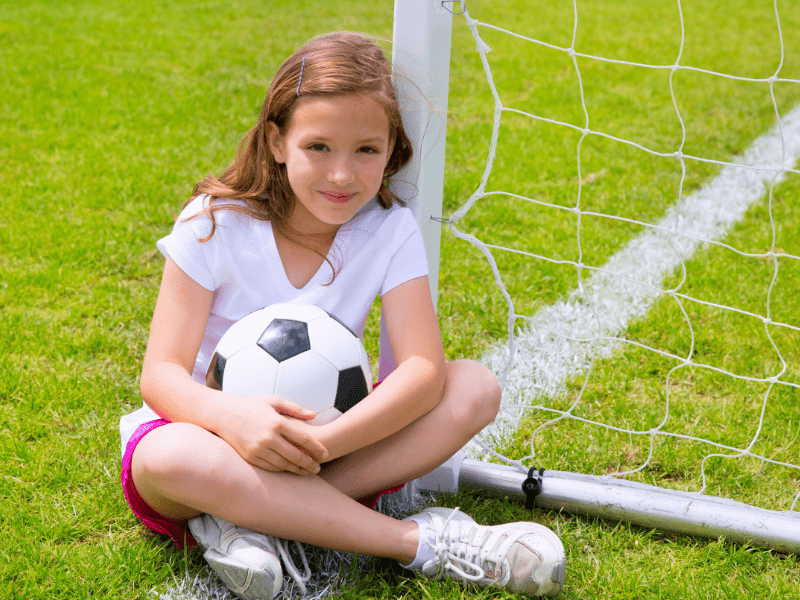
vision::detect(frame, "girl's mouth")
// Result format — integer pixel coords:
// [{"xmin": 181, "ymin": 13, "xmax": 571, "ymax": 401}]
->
[{"xmin": 321, "ymin": 191, "xmax": 355, "ymax": 204}]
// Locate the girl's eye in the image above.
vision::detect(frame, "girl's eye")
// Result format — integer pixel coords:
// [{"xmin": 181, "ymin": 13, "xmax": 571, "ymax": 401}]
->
[
  {"xmin": 358, "ymin": 146, "xmax": 378, "ymax": 154},
  {"xmin": 308, "ymin": 143, "xmax": 328, "ymax": 152}
]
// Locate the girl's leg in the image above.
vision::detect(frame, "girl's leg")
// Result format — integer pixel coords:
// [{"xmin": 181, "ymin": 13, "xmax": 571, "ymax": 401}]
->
[
  {"xmin": 131, "ymin": 423, "xmax": 420, "ymax": 563},
  {"xmin": 319, "ymin": 359, "xmax": 501, "ymax": 498},
  {"xmin": 130, "ymin": 358, "xmax": 499, "ymax": 562}
]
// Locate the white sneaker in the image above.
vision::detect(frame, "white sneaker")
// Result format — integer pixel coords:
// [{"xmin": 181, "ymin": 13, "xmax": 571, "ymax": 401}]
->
[
  {"xmin": 188, "ymin": 514, "xmax": 283, "ymax": 600},
  {"xmin": 405, "ymin": 507, "xmax": 566, "ymax": 597}
]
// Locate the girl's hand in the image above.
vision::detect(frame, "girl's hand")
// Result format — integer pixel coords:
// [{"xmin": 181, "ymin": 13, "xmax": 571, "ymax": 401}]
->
[{"xmin": 217, "ymin": 394, "xmax": 329, "ymax": 475}]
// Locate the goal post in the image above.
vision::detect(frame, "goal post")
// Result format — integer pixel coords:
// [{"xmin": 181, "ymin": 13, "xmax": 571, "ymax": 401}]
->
[
  {"xmin": 379, "ymin": 0, "xmax": 453, "ymax": 380},
  {"xmin": 457, "ymin": 458, "xmax": 800, "ymax": 554}
]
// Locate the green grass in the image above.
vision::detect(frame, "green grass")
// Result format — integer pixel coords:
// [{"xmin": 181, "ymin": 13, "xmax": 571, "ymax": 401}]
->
[{"xmin": 2, "ymin": 0, "xmax": 800, "ymax": 597}]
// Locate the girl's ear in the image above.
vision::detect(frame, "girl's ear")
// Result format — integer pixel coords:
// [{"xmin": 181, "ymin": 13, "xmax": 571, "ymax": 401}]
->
[{"xmin": 266, "ymin": 121, "xmax": 286, "ymax": 164}]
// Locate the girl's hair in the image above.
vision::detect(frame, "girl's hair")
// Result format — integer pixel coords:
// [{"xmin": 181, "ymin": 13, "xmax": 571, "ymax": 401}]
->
[{"xmin": 188, "ymin": 32, "xmax": 414, "ymax": 243}]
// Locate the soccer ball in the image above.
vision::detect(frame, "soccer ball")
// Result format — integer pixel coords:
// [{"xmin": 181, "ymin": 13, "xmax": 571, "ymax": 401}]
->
[{"xmin": 205, "ymin": 303, "xmax": 372, "ymax": 425}]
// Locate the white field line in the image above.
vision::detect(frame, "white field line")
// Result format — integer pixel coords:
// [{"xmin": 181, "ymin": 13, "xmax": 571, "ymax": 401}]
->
[{"xmin": 475, "ymin": 104, "xmax": 800, "ymax": 457}]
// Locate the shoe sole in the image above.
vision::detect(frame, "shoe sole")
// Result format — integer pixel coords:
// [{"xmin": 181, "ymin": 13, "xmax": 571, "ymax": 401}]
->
[
  {"xmin": 203, "ymin": 547, "xmax": 282, "ymax": 600},
  {"xmin": 490, "ymin": 522, "xmax": 566, "ymax": 597}
]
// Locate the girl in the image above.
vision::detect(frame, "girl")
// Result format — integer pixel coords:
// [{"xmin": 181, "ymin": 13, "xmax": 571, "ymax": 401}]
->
[{"xmin": 119, "ymin": 32, "xmax": 566, "ymax": 599}]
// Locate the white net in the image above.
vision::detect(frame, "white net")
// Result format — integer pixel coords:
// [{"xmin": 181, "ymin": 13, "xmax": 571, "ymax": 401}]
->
[{"xmin": 445, "ymin": 0, "xmax": 800, "ymax": 512}]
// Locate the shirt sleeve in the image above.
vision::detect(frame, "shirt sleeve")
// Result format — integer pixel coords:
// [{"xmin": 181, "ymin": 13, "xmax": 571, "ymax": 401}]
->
[
  {"xmin": 380, "ymin": 208, "xmax": 430, "ymax": 296},
  {"xmin": 156, "ymin": 196, "xmax": 218, "ymax": 291}
]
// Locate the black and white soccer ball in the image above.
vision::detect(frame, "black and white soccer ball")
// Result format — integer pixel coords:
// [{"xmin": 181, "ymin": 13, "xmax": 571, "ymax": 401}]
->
[{"xmin": 206, "ymin": 303, "xmax": 372, "ymax": 425}]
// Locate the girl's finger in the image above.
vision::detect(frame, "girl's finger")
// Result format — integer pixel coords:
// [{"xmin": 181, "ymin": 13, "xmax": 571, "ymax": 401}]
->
[
  {"xmin": 281, "ymin": 423, "xmax": 329, "ymax": 462},
  {"xmin": 273, "ymin": 397, "xmax": 317, "ymax": 420},
  {"xmin": 256, "ymin": 449, "xmax": 316, "ymax": 476},
  {"xmin": 267, "ymin": 434, "xmax": 322, "ymax": 473}
]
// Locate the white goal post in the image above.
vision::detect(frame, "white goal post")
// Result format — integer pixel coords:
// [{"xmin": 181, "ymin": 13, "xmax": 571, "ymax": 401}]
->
[
  {"xmin": 387, "ymin": 0, "xmax": 800, "ymax": 554},
  {"xmin": 379, "ymin": 0, "xmax": 453, "ymax": 380}
]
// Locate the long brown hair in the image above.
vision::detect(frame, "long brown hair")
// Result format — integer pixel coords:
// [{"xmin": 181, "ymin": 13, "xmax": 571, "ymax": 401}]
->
[{"xmin": 187, "ymin": 32, "xmax": 414, "ymax": 246}]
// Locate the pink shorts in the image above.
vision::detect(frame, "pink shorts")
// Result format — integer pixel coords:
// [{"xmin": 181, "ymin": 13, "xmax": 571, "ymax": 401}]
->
[
  {"xmin": 120, "ymin": 419, "xmax": 198, "ymax": 549},
  {"xmin": 121, "ymin": 418, "xmax": 404, "ymax": 550}
]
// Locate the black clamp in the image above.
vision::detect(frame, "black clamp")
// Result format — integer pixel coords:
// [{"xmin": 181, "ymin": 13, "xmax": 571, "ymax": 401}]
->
[
  {"xmin": 522, "ymin": 467, "xmax": 545, "ymax": 511},
  {"xmin": 441, "ymin": 1, "xmax": 466, "ymax": 15}
]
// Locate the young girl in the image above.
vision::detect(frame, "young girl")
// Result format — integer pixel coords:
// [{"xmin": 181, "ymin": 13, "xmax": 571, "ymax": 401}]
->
[{"xmin": 119, "ymin": 32, "xmax": 566, "ymax": 599}]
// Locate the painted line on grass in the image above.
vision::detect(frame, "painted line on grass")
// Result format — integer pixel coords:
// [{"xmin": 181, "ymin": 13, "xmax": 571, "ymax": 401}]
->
[{"xmin": 476, "ymin": 104, "xmax": 800, "ymax": 454}]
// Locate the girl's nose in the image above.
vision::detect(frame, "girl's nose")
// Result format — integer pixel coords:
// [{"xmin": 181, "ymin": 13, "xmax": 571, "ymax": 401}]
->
[{"xmin": 328, "ymin": 154, "xmax": 356, "ymax": 186}]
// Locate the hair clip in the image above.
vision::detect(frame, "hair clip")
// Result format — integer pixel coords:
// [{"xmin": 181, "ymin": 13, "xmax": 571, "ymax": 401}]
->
[{"xmin": 296, "ymin": 55, "xmax": 306, "ymax": 95}]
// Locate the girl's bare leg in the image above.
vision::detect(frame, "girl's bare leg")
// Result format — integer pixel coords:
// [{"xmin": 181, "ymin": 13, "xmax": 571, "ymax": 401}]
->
[
  {"xmin": 132, "ymin": 423, "xmax": 421, "ymax": 563},
  {"xmin": 130, "ymin": 359, "xmax": 500, "ymax": 563}
]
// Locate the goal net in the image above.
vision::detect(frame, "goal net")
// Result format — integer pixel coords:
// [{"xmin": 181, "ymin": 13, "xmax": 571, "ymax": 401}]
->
[{"xmin": 394, "ymin": 0, "xmax": 800, "ymax": 548}]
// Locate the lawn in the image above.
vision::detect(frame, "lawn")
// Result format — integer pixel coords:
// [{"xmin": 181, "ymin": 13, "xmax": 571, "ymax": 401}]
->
[{"xmin": 1, "ymin": 0, "xmax": 799, "ymax": 598}]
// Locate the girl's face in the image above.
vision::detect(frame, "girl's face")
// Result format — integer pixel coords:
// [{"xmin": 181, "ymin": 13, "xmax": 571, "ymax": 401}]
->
[{"xmin": 268, "ymin": 94, "xmax": 393, "ymax": 236}]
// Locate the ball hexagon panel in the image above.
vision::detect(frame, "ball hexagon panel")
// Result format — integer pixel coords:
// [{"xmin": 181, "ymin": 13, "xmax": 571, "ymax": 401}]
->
[
  {"xmin": 258, "ymin": 319, "xmax": 310, "ymax": 362},
  {"xmin": 324, "ymin": 309, "xmax": 358, "ymax": 337},
  {"xmin": 274, "ymin": 351, "xmax": 340, "ymax": 417},
  {"xmin": 311, "ymin": 406, "xmax": 343, "ymax": 426},
  {"xmin": 214, "ymin": 312, "xmax": 271, "ymax": 359},
  {"xmin": 306, "ymin": 318, "xmax": 361, "ymax": 372},
  {"xmin": 218, "ymin": 345, "xmax": 279, "ymax": 398}
]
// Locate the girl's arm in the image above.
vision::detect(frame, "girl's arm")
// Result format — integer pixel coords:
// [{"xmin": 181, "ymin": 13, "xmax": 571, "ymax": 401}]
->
[
  {"xmin": 140, "ymin": 257, "xmax": 328, "ymax": 475},
  {"xmin": 308, "ymin": 275, "xmax": 446, "ymax": 461}
]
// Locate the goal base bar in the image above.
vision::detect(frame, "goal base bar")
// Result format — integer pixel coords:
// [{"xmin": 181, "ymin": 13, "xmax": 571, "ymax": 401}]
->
[{"xmin": 400, "ymin": 454, "xmax": 800, "ymax": 554}]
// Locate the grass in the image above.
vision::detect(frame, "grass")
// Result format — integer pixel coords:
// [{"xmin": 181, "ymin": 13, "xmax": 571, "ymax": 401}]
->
[{"xmin": 1, "ymin": 0, "xmax": 799, "ymax": 597}]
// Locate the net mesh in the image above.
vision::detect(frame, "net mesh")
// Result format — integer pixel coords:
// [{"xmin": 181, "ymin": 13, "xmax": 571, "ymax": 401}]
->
[{"xmin": 446, "ymin": 0, "xmax": 800, "ymax": 511}]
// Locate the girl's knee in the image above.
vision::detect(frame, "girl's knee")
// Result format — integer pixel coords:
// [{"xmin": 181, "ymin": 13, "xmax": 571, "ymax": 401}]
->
[
  {"xmin": 130, "ymin": 423, "xmax": 215, "ymax": 519},
  {"xmin": 132, "ymin": 423, "xmax": 223, "ymax": 487},
  {"xmin": 472, "ymin": 361, "xmax": 502, "ymax": 422},
  {"xmin": 446, "ymin": 359, "xmax": 502, "ymax": 428}
]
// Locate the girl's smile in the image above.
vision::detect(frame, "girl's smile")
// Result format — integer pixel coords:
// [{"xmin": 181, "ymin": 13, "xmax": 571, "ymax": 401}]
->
[
  {"xmin": 321, "ymin": 191, "xmax": 356, "ymax": 203},
  {"xmin": 267, "ymin": 94, "xmax": 393, "ymax": 236}
]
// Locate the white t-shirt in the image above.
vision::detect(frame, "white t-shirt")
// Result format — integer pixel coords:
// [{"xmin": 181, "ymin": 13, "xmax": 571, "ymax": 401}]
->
[{"xmin": 119, "ymin": 194, "xmax": 429, "ymax": 455}]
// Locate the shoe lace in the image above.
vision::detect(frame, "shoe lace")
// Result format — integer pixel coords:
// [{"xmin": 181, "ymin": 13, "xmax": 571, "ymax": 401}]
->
[
  {"xmin": 273, "ymin": 537, "xmax": 312, "ymax": 595},
  {"xmin": 424, "ymin": 507, "xmax": 501, "ymax": 583}
]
